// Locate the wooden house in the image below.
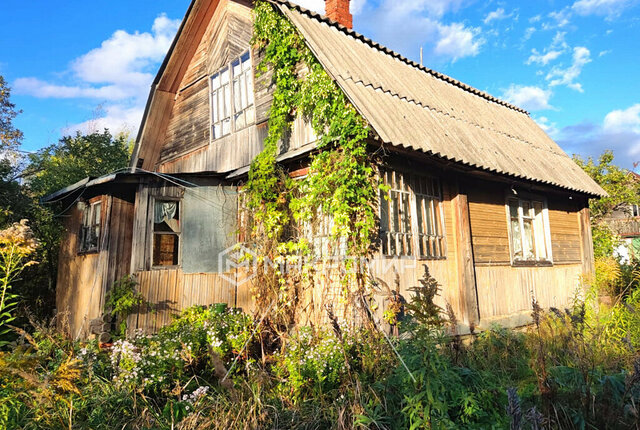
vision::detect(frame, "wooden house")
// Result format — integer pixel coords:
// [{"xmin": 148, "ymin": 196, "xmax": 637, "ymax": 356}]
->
[{"xmin": 45, "ymin": 0, "xmax": 605, "ymax": 339}]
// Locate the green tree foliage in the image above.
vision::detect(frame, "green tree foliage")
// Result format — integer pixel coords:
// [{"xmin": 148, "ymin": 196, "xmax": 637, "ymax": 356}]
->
[
  {"xmin": 573, "ymin": 150, "xmax": 640, "ymax": 222},
  {"xmin": 0, "ymin": 75, "xmax": 23, "ymax": 152},
  {"xmin": 0, "ymin": 76, "xmax": 26, "ymax": 225},
  {"xmin": 26, "ymin": 130, "xmax": 132, "ymax": 198},
  {"xmin": 574, "ymin": 151, "xmax": 640, "ymax": 260}
]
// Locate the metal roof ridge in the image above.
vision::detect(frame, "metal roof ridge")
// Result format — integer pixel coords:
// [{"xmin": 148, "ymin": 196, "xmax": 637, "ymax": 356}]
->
[{"xmin": 269, "ymin": 0, "xmax": 529, "ymax": 115}]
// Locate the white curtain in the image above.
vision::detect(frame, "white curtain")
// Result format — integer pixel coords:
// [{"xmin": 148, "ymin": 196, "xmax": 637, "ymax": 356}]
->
[{"xmin": 154, "ymin": 201, "xmax": 177, "ymax": 224}]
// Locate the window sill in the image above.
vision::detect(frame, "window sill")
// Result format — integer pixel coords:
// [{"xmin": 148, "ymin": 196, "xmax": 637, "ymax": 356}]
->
[
  {"xmin": 511, "ymin": 260, "xmax": 553, "ymax": 268},
  {"xmin": 77, "ymin": 249, "xmax": 99, "ymax": 256},
  {"xmin": 151, "ymin": 265, "xmax": 181, "ymax": 270}
]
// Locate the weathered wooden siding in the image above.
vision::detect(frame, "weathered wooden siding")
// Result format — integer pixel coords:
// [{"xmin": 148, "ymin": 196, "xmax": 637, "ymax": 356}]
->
[
  {"xmin": 467, "ymin": 180, "xmax": 589, "ymax": 325},
  {"xmin": 56, "ymin": 202, "xmax": 106, "ymax": 338},
  {"xmin": 57, "ymin": 194, "xmax": 135, "ymax": 338},
  {"xmin": 468, "ymin": 183, "xmax": 511, "ymax": 265},
  {"xmin": 548, "ymin": 196, "xmax": 582, "ymax": 264},
  {"xmin": 155, "ymin": 0, "xmax": 317, "ymax": 176},
  {"xmin": 475, "ymin": 264, "xmax": 582, "ymax": 326},
  {"xmin": 367, "ymin": 180, "xmax": 467, "ymax": 329},
  {"xmin": 127, "ymin": 269, "xmax": 252, "ymax": 334},
  {"xmin": 160, "ymin": 0, "xmax": 253, "ymax": 163}
]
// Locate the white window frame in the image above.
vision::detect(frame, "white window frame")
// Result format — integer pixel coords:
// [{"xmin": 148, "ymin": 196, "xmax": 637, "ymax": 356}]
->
[
  {"xmin": 209, "ymin": 50, "xmax": 255, "ymax": 141},
  {"xmin": 631, "ymin": 204, "xmax": 640, "ymax": 218},
  {"xmin": 79, "ymin": 200, "xmax": 101, "ymax": 253},
  {"xmin": 505, "ymin": 196, "xmax": 553, "ymax": 265}
]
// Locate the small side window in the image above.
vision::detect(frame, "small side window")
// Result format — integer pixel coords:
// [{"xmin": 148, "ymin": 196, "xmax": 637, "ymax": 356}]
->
[
  {"xmin": 153, "ymin": 200, "xmax": 181, "ymax": 267},
  {"xmin": 507, "ymin": 198, "xmax": 551, "ymax": 263},
  {"xmin": 79, "ymin": 201, "xmax": 101, "ymax": 252}
]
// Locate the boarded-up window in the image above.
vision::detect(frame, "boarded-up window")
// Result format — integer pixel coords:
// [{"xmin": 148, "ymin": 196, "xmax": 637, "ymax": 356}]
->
[
  {"xmin": 153, "ymin": 200, "xmax": 180, "ymax": 267},
  {"xmin": 210, "ymin": 51, "xmax": 254, "ymax": 140},
  {"xmin": 507, "ymin": 198, "xmax": 551, "ymax": 263},
  {"xmin": 79, "ymin": 200, "xmax": 101, "ymax": 252},
  {"xmin": 379, "ymin": 170, "xmax": 445, "ymax": 258}
]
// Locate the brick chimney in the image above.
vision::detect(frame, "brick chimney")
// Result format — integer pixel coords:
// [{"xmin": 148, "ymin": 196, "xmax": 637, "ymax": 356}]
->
[{"xmin": 325, "ymin": 0, "xmax": 352, "ymax": 29}]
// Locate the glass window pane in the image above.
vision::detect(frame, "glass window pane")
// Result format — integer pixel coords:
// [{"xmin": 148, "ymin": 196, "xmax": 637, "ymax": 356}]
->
[
  {"xmin": 511, "ymin": 219, "xmax": 522, "ymax": 259},
  {"xmin": 522, "ymin": 220, "xmax": 534, "ymax": 260},
  {"xmin": 508, "ymin": 199, "xmax": 519, "ymax": 218},
  {"xmin": 213, "ymin": 90, "xmax": 220, "ymax": 123},
  {"xmin": 246, "ymin": 106, "xmax": 255, "ymax": 124},
  {"xmin": 220, "ymin": 67, "xmax": 229, "ymax": 84},
  {"xmin": 379, "ymin": 189, "xmax": 389, "ymax": 232},
  {"xmin": 233, "ymin": 78, "xmax": 242, "ymax": 112},
  {"xmin": 222, "ymin": 118, "xmax": 231, "ymax": 136},
  {"xmin": 240, "ymin": 73, "xmax": 248, "ymax": 109},
  {"xmin": 224, "ymin": 85, "xmax": 231, "ymax": 118}
]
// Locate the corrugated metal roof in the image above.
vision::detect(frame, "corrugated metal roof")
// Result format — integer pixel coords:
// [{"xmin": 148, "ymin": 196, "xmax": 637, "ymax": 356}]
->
[{"xmin": 272, "ymin": 1, "xmax": 606, "ymax": 197}]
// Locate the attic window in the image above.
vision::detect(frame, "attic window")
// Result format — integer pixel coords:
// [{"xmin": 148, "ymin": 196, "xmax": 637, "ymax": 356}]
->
[
  {"xmin": 79, "ymin": 200, "xmax": 101, "ymax": 253},
  {"xmin": 210, "ymin": 51, "xmax": 254, "ymax": 140}
]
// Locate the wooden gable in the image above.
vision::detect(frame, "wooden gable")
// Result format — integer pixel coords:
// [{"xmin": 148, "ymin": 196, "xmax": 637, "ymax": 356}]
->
[{"xmin": 160, "ymin": 0, "xmax": 254, "ymax": 163}]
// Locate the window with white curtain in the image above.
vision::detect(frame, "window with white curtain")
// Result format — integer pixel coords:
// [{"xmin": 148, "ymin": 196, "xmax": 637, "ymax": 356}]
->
[
  {"xmin": 507, "ymin": 198, "xmax": 551, "ymax": 263},
  {"xmin": 210, "ymin": 51, "xmax": 254, "ymax": 140},
  {"xmin": 153, "ymin": 200, "xmax": 181, "ymax": 267}
]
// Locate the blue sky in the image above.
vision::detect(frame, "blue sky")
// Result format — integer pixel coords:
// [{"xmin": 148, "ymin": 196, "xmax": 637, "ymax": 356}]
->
[{"xmin": 1, "ymin": 0, "xmax": 639, "ymax": 169}]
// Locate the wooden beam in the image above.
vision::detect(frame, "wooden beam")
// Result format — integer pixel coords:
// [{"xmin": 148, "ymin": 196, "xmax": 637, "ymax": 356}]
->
[
  {"xmin": 578, "ymin": 201, "xmax": 595, "ymax": 279},
  {"xmin": 451, "ymin": 182, "xmax": 480, "ymax": 328}
]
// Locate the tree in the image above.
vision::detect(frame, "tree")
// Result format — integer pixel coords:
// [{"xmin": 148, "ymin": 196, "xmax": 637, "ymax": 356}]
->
[
  {"xmin": 0, "ymin": 75, "xmax": 23, "ymax": 152},
  {"xmin": 0, "ymin": 76, "xmax": 26, "ymax": 225},
  {"xmin": 573, "ymin": 151, "xmax": 640, "ymax": 222},
  {"xmin": 26, "ymin": 130, "xmax": 132, "ymax": 198},
  {"xmin": 574, "ymin": 151, "xmax": 640, "ymax": 261}
]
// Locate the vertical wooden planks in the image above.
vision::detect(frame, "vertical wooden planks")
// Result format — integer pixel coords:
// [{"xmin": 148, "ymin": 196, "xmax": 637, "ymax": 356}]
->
[{"xmin": 450, "ymin": 182, "xmax": 480, "ymax": 327}]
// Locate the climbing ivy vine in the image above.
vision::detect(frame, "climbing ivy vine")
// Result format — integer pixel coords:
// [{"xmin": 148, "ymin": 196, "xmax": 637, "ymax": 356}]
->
[{"xmin": 246, "ymin": 1, "xmax": 380, "ymax": 321}]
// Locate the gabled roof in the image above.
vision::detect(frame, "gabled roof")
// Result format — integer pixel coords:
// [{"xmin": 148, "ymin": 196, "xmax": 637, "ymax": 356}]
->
[
  {"xmin": 272, "ymin": 0, "xmax": 605, "ymax": 197},
  {"xmin": 131, "ymin": 0, "xmax": 605, "ymax": 197}
]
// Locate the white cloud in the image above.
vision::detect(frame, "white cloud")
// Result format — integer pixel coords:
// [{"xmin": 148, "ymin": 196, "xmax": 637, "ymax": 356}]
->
[
  {"xmin": 14, "ymin": 14, "xmax": 180, "ymax": 136},
  {"xmin": 603, "ymin": 104, "xmax": 640, "ymax": 133},
  {"xmin": 546, "ymin": 46, "xmax": 591, "ymax": 91},
  {"xmin": 434, "ymin": 22, "xmax": 483, "ymax": 61},
  {"xmin": 572, "ymin": 0, "xmax": 637, "ymax": 18},
  {"xmin": 527, "ymin": 49, "xmax": 563, "ymax": 65},
  {"xmin": 534, "ymin": 116, "xmax": 560, "ymax": 137},
  {"xmin": 13, "ymin": 78, "xmax": 130, "ymax": 100},
  {"xmin": 503, "ymin": 85, "xmax": 554, "ymax": 111},
  {"xmin": 356, "ymin": 0, "xmax": 482, "ymax": 62},
  {"xmin": 542, "ymin": 9, "xmax": 571, "ymax": 29},
  {"xmin": 63, "ymin": 104, "xmax": 144, "ymax": 137},
  {"xmin": 557, "ymin": 105, "xmax": 640, "ymax": 166},
  {"xmin": 291, "ymin": 0, "xmax": 367, "ymax": 15},
  {"xmin": 484, "ymin": 8, "xmax": 511, "ymax": 24},
  {"xmin": 599, "ymin": 49, "xmax": 611, "ymax": 56},
  {"xmin": 523, "ymin": 27, "xmax": 536, "ymax": 40}
]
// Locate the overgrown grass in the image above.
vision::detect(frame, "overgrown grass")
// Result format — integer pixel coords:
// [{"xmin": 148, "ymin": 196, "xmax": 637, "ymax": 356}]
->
[{"xmin": 1, "ymin": 288, "xmax": 640, "ymax": 429}]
